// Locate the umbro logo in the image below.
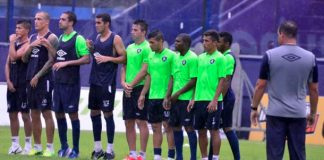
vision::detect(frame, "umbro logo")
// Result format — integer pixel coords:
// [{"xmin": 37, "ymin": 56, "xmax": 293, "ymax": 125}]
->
[
  {"xmin": 282, "ymin": 53, "xmax": 301, "ymax": 62},
  {"xmin": 57, "ymin": 49, "xmax": 67, "ymax": 61},
  {"xmin": 32, "ymin": 48, "xmax": 40, "ymax": 54},
  {"xmin": 103, "ymin": 100, "xmax": 110, "ymax": 107},
  {"xmin": 31, "ymin": 48, "xmax": 39, "ymax": 57}
]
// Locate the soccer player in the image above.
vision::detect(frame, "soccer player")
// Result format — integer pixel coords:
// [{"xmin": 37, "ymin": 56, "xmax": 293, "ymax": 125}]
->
[
  {"xmin": 166, "ymin": 33, "xmax": 198, "ymax": 160},
  {"xmin": 86, "ymin": 13, "xmax": 126, "ymax": 160},
  {"xmin": 250, "ymin": 21, "xmax": 318, "ymax": 160},
  {"xmin": 138, "ymin": 30, "xmax": 175, "ymax": 160},
  {"xmin": 190, "ymin": 30, "xmax": 225, "ymax": 160},
  {"xmin": 217, "ymin": 32, "xmax": 240, "ymax": 160},
  {"xmin": 121, "ymin": 19, "xmax": 150, "ymax": 160},
  {"xmin": 5, "ymin": 19, "xmax": 32, "ymax": 155},
  {"xmin": 22, "ymin": 11, "xmax": 57, "ymax": 157},
  {"xmin": 52, "ymin": 11, "xmax": 90, "ymax": 158}
]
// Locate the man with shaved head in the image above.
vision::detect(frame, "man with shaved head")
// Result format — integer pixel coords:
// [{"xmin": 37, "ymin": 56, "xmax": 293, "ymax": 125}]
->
[{"xmin": 22, "ymin": 11, "xmax": 58, "ymax": 157}]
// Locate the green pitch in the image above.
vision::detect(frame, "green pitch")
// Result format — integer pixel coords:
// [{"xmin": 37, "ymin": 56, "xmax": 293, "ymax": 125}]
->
[{"xmin": 0, "ymin": 126, "xmax": 322, "ymax": 160}]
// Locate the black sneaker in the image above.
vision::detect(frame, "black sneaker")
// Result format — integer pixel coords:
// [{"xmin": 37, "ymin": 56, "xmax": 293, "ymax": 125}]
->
[
  {"xmin": 91, "ymin": 150, "xmax": 105, "ymax": 160},
  {"xmin": 103, "ymin": 151, "xmax": 115, "ymax": 160}
]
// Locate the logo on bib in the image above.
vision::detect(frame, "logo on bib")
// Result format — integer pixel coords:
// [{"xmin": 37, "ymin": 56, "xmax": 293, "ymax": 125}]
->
[
  {"xmin": 57, "ymin": 49, "xmax": 67, "ymax": 61},
  {"xmin": 31, "ymin": 48, "xmax": 40, "ymax": 58}
]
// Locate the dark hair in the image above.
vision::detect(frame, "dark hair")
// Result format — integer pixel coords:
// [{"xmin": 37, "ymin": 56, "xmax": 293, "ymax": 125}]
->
[
  {"xmin": 203, "ymin": 29, "xmax": 219, "ymax": 42},
  {"xmin": 17, "ymin": 19, "xmax": 32, "ymax": 31},
  {"xmin": 219, "ymin": 32, "xmax": 233, "ymax": 46},
  {"xmin": 278, "ymin": 20, "xmax": 298, "ymax": 38},
  {"xmin": 177, "ymin": 33, "xmax": 191, "ymax": 48},
  {"xmin": 96, "ymin": 13, "xmax": 111, "ymax": 25},
  {"xmin": 148, "ymin": 29, "xmax": 164, "ymax": 41},
  {"xmin": 63, "ymin": 11, "xmax": 77, "ymax": 26},
  {"xmin": 134, "ymin": 19, "xmax": 148, "ymax": 33}
]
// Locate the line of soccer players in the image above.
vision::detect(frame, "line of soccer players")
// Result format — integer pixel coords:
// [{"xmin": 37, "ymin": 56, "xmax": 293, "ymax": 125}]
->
[{"xmin": 5, "ymin": 11, "xmax": 240, "ymax": 160}]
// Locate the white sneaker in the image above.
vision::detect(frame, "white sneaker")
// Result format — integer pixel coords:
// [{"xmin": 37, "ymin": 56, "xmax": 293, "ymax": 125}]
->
[
  {"xmin": 8, "ymin": 145, "xmax": 23, "ymax": 155},
  {"xmin": 21, "ymin": 147, "xmax": 31, "ymax": 155}
]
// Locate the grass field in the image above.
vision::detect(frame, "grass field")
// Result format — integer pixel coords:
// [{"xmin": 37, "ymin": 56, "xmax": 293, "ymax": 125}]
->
[{"xmin": 0, "ymin": 126, "xmax": 323, "ymax": 160}]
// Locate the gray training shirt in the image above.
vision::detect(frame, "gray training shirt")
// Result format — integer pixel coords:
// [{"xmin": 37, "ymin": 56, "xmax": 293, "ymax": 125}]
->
[{"xmin": 259, "ymin": 44, "xmax": 318, "ymax": 118}]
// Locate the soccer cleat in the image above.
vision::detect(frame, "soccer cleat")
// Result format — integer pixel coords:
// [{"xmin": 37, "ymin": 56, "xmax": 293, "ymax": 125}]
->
[
  {"xmin": 103, "ymin": 151, "xmax": 115, "ymax": 160},
  {"xmin": 43, "ymin": 149, "xmax": 55, "ymax": 157},
  {"xmin": 68, "ymin": 149, "xmax": 79, "ymax": 159},
  {"xmin": 91, "ymin": 150, "xmax": 105, "ymax": 160},
  {"xmin": 8, "ymin": 145, "xmax": 22, "ymax": 155},
  {"xmin": 58, "ymin": 147, "xmax": 72, "ymax": 158},
  {"xmin": 137, "ymin": 155, "xmax": 145, "ymax": 160},
  {"xmin": 28, "ymin": 149, "xmax": 43, "ymax": 156},
  {"xmin": 123, "ymin": 155, "xmax": 137, "ymax": 160}
]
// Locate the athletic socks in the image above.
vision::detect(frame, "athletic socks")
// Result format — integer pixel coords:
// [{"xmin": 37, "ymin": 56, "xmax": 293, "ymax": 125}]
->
[
  {"xmin": 154, "ymin": 148, "xmax": 162, "ymax": 156},
  {"xmin": 129, "ymin": 150, "xmax": 137, "ymax": 158},
  {"xmin": 11, "ymin": 136, "xmax": 19, "ymax": 146},
  {"xmin": 71, "ymin": 119, "xmax": 80, "ymax": 153},
  {"xmin": 168, "ymin": 149, "xmax": 175, "ymax": 159},
  {"xmin": 25, "ymin": 136, "xmax": 32, "ymax": 149},
  {"xmin": 212, "ymin": 155, "xmax": 219, "ymax": 160},
  {"xmin": 187, "ymin": 131, "xmax": 197, "ymax": 160},
  {"xmin": 46, "ymin": 143, "xmax": 54, "ymax": 152},
  {"xmin": 225, "ymin": 130, "xmax": 240, "ymax": 160},
  {"xmin": 57, "ymin": 118, "xmax": 68, "ymax": 149},
  {"xmin": 105, "ymin": 115, "xmax": 115, "ymax": 144},
  {"xmin": 94, "ymin": 141, "xmax": 102, "ymax": 152},
  {"xmin": 91, "ymin": 115, "xmax": 102, "ymax": 141},
  {"xmin": 106, "ymin": 143, "xmax": 114, "ymax": 153},
  {"xmin": 34, "ymin": 144, "xmax": 42, "ymax": 151},
  {"xmin": 174, "ymin": 130, "xmax": 184, "ymax": 160}
]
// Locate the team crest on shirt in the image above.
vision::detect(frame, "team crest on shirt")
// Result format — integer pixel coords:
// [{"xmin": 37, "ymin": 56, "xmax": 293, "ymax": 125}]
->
[
  {"xmin": 182, "ymin": 60, "xmax": 187, "ymax": 65},
  {"xmin": 162, "ymin": 56, "xmax": 167, "ymax": 62},
  {"xmin": 137, "ymin": 48, "xmax": 142, "ymax": 53},
  {"xmin": 103, "ymin": 100, "xmax": 110, "ymax": 107},
  {"xmin": 210, "ymin": 59, "xmax": 215, "ymax": 64},
  {"xmin": 31, "ymin": 48, "xmax": 40, "ymax": 58},
  {"xmin": 57, "ymin": 49, "xmax": 67, "ymax": 61}
]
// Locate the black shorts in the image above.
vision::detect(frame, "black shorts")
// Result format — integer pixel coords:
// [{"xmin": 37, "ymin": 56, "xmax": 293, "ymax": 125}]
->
[
  {"xmin": 7, "ymin": 84, "xmax": 29, "ymax": 113},
  {"xmin": 27, "ymin": 80, "xmax": 52, "ymax": 111},
  {"xmin": 147, "ymin": 99, "xmax": 170, "ymax": 123},
  {"xmin": 193, "ymin": 101, "xmax": 223, "ymax": 130},
  {"xmin": 88, "ymin": 84, "xmax": 116, "ymax": 112},
  {"xmin": 53, "ymin": 83, "xmax": 80, "ymax": 113},
  {"xmin": 123, "ymin": 85, "xmax": 147, "ymax": 120},
  {"xmin": 169, "ymin": 100, "xmax": 194, "ymax": 127},
  {"xmin": 220, "ymin": 98, "xmax": 235, "ymax": 128}
]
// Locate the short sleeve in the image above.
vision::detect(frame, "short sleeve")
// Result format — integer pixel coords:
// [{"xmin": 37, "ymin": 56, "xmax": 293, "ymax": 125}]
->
[
  {"xmin": 226, "ymin": 54, "xmax": 235, "ymax": 76},
  {"xmin": 308, "ymin": 59, "xmax": 318, "ymax": 83},
  {"xmin": 189, "ymin": 56, "xmax": 198, "ymax": 78},
  {"xmin": 75, "ymin": 35, "xmax": 89, "ymax": 57},
  {"xmin": 142, "ymin": 46, "xmax": 151, "ymax": 64},
  {"xmin": 259, "ymin": 54, "xmax": 270, "ymax": 80}
]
